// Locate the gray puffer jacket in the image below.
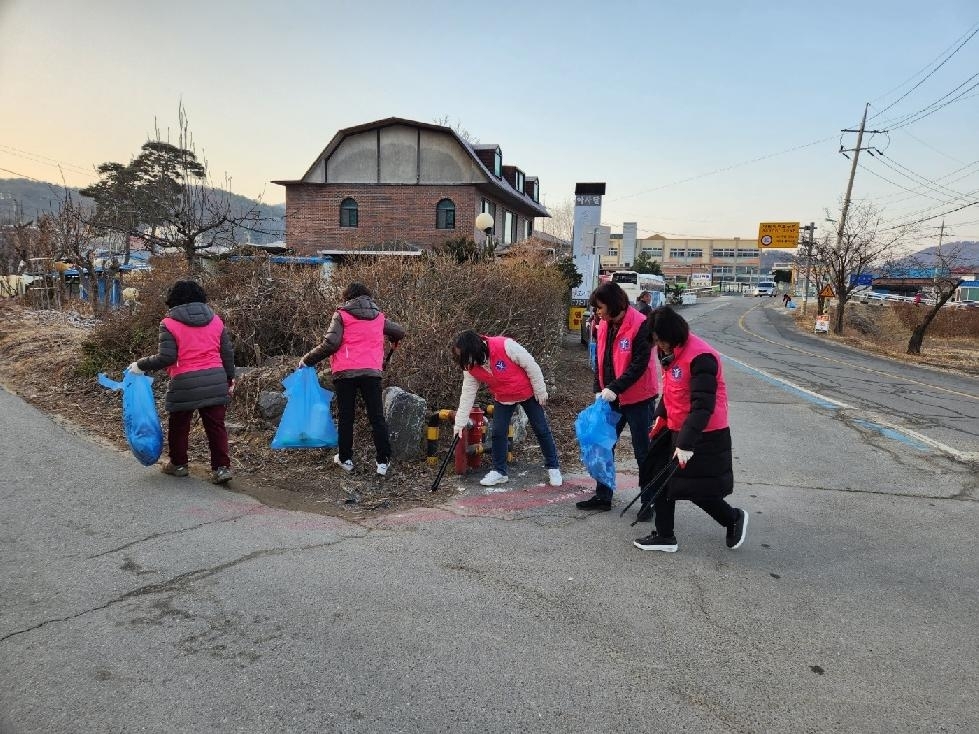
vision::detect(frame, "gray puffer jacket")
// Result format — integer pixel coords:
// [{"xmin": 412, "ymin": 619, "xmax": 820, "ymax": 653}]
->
[
  {"xmin": 136, "ymin": 302, "xmax": 236, "ymax": 413},
  {"xmin": 300, "ymin": 295, "xmax": 406, "ymax": 379}
]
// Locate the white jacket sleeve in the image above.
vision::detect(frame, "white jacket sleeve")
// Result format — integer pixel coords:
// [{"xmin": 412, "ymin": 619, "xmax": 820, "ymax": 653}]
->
[
  {"xmin": 504, "ymin": 339, "xmax": 548, "ymax": 402},
  {"xmin": 453, "ymin": 372, "xmax": 480, "ymax": 432}
]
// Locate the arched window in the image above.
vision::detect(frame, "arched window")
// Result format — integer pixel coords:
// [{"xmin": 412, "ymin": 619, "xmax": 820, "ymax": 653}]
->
[
  {"xmin": 436, "ymin": 198, "xmax": 456, "ymax": 230},
  {"xmin": 340, "ymin": 197, "xmax": 358, "ymax": 228}
]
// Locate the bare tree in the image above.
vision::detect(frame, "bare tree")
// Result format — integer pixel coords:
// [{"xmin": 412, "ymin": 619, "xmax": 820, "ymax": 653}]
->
[
  {"xmin": 813, "ymin": 201, "xmax": 909, "ymax": 335},
  {"xmin": 536, "ymin": 195, "xmax": 574, "ymax": 244},
  {"xmin": 82, "ymin": 103, "xmax": 267, "ymax": 269},
  {"xmin": 894, "ymin": 242, "xmax": 968, "ymax": 354},
  {"xmin": 433, "ymin": 115, "xmax": 479, "ymax": 145}
]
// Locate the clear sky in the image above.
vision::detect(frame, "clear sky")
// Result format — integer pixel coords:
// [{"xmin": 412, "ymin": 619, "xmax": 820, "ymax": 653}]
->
[{"xmin": 1, "ymin": 0, "xmax": 977, "ymax": 245}]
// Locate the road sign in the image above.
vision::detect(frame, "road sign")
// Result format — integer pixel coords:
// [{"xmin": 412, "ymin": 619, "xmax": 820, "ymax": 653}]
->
[
  {"xmin": 758, "ymin": 222, "xmax": 800, "ymax": 249},
  {"xmin": 819, "ymin": 284, "xmax": 835, "ymax": 298},
  {"xmin": 568, "ymin": 306, "xmax": 585, "ymax": 331}
]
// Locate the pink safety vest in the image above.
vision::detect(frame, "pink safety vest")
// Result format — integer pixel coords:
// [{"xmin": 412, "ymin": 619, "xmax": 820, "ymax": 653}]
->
[
  {"xmin": 661, "ymin": 332, "xmax": 729, "ymax": 432},
  {"xmin": 162, "ymin": 316, "xmax": 225, "ymax": 377},
  {"xmin": 596, "ymin": 306, "xmax": 658, "ymax": 406},
  {"xmin": 468, "ymin": 336, "xmax": 534, "ymax": 403},
  {"xmin": 329, "ymin": 310, "xmax": 385, "ymax": 373}
]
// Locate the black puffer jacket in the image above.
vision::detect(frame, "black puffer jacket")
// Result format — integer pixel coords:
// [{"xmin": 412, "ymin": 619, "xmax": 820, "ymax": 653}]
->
[
  {"xmin": 300, "ymin": 295, "xmax": 406, "ymax": 379},
  {"xmin": 639, "ymin": 353, "xmax": 734, "ymax": 501},
  {"xmin": 136, "ymin": 302, "xmax": 236, "ymax": 413}
]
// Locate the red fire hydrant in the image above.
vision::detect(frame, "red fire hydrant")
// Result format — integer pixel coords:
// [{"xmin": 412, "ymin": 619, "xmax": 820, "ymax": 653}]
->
[{"xmin": 454, "ymin": 407, "xmax": 486, "ymax": 474}]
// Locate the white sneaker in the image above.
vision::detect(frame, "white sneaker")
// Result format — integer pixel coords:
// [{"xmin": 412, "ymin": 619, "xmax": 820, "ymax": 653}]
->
[
  {"xmin": 479, "ymin": 470, "xmax": 509, "ymax": 486},
  {"xmin": 547, "ymin": 468, "xmax": 563, "ymax": 487},
  {"xmin": 376, "ymin": 462, "xmax": 389, "ymax": 476},
  {"xmin": 333, "ymin": 455, "xmax": 353, "ymax": 472}
]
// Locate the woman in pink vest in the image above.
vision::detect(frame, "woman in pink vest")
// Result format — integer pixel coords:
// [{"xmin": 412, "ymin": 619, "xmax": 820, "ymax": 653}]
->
[
  {"xmin": 300, "ymin": 283, "xmax": 405, "ymax": 476},
  {"xmin": 633, "ymin": 306, "xmax": 748, "ymax": 553},
  {"xmin": 576, "ymin": 282, "xmax": 659, "ymax": 514},
  {"xmin": 451, "ymin": 330, "xmax": 562, "ymax": 488},
  {"xmin": 128, "ymin": 280, "xmax": 236, "ymax": 484}
]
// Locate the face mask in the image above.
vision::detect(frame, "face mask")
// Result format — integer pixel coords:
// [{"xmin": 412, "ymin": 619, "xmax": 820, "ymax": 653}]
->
[{"xmin": 659, "ymin": 351, "xmax": 675, "ymax": 368}]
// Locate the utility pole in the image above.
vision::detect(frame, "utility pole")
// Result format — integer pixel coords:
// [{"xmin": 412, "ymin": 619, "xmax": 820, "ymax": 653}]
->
[
  {"xmin": 934, "ymin": 220, "xmax": 946, "ymax": 290},
  {"xmin": 801, "ymin": 222, "xmax": 816, "ymax": 315},
  {"xmin": 836, "ymin": 104, "xmax": 870, "ymax": 249}
]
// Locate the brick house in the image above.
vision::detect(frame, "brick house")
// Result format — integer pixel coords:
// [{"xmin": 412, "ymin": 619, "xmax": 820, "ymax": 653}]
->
[{"xmin": 273, "ymin": 117, "xmax": 549, "ymax": 255}]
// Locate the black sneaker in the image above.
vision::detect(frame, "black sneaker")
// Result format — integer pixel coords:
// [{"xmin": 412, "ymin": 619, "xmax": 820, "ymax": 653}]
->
[
  {"xmin": 726, "ymin": 508, "xmax": 748, "ymax": 549},
  {"xmin": 575, "ymin": 495, "xmax": 612, "ymax": 511},
  {"xmin": 636, "ymin": 503, "xmax": 654, "ymax": 522},
  {"xmin": 633, "ymin": 533, "xmax": 678, "ymax": 552}
]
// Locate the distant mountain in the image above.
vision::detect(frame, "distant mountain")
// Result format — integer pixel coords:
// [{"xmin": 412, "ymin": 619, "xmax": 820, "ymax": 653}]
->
[
  {"xmin": 0, "ymin": 178, "xmax": 285, "ymax": 245},
  {"xmin": 909, "ymin": 241, "xmax": 979, "ymax": 268}
]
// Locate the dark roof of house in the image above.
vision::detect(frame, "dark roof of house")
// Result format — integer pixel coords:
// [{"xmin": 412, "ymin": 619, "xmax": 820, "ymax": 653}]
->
[{"xmin": 274, "ymin": 117, "xmax": 548, "ymax": 218}]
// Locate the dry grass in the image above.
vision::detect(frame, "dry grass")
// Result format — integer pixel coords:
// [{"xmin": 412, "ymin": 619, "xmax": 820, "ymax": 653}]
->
[
  {"xmin": 793, "ymin": 301, "xmax": 979, "ymax": 376},
  {"xmin": 0, "ymin": 254, "xmax": 592, "ymax": 518}
]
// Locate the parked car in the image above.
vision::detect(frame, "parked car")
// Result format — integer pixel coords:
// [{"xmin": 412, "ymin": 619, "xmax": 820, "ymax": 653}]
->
[{"xmin": 753, "ymin": 281, "xmax": 777, "ymax": 297}]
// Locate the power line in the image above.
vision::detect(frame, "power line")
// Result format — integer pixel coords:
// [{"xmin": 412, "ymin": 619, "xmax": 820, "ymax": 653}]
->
[
  {"xmin": 858, "ymin": 162, "xmax": 953, "ymax": 204},
  {"xmin": 0, "ymin": 144, "xmax": 93, "ymax": 177},
  {"xmin": 881, "ymin": 73, "xmax": 979, "ymax": 130},
  {"xmin": 882, "ymin": 199, "xmax": 979, "ymax": 231},
  {"xmin": 868, "ymin": 151, "xmax": 971, "ymax": 200},
  {"xmin": 606, "ymin": 136, "xmax": 835, "ymax": 203},
  {"xmin": 870, "ymin": 22, "xmax": 979, "ymax": 120}
]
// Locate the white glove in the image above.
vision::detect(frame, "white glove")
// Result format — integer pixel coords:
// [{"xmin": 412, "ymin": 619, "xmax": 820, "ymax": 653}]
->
[
  {"xmin": 599, "ymin": 388, "xmax": 617, "ymax": 402},
  {"xmin": 127, "ymin": 362, "xmax": 143, "ymax": 376},
  {"xmin": 535, "ymin": 392, "xmax": 548, "ymax": 406},
  {"xmin": 297, "ymin": 360, "xmax": 308, "ymax": 370},
  {"xmin": 452, "ymin": 424, "xmax": 466, "ymax": 438},
  {"xmin": 673, "ymin": 448, "xmax": 694, "ymax": 468}
]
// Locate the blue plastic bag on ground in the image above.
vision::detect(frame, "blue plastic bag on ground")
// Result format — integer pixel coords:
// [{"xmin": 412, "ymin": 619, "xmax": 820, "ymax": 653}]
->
[
  {"xmin": 97, "ymin": 371, "xmax": 164, "ymax": 466},
  {"xmin": 271, "ymin": 367, "xmax": 338, "ymax": 449},
  {"xmin": 574, "ymin": 399, "xmax": 621, "ymax": 490}
]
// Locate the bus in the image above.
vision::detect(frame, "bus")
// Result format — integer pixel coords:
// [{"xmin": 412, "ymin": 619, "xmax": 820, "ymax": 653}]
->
[{"xmin": 611, "ymin": 270, "xmax": 667, "ymax": 307}]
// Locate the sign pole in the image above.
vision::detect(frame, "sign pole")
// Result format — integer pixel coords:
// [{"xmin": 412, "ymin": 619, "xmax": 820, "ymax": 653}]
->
[{"xmin": 802, "ymin": 222, "xmax": 815, "ymax": 316}]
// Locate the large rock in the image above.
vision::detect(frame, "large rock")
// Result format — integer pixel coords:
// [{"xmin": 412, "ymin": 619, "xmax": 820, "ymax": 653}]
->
[
  {"xmin": 383, "ymin": 387, "xmax": 428, "ymax": 461},
  {"xmin": 486, "ymin": 405, "xmax": 529, "ymax": 445},
  {"xmin": 511, "ymin": 405, "xmax": 529, "ymax": 445},
  {"xmin": 257, "ymin": 390, "xmax": 287, "ymax": 422}
]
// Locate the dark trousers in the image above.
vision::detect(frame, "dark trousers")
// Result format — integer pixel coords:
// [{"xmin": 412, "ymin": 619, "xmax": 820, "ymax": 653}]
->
[
  {"xmin": 168, "ymin": 404, "xmax": 229, "ymax": 470},
  {"xmin": 334, "ymin": 376, "xmax": 391, "ymax": 464},
  {"xmin": 595, "ymin": 397, "xmax": 653, "ymax": 499},
  {"xmin": 654, "ymin": 494, "xmax": 736, "ymax": 537},
  {"xmin": 490, "ymin": 397, "xmax": 560, "ymax": 474}
]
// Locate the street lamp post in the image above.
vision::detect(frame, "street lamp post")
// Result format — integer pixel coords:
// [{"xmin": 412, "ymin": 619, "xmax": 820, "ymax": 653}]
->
[{"xmin": 475, "ymin": 212, "xmax": 494, "ymax": 255}]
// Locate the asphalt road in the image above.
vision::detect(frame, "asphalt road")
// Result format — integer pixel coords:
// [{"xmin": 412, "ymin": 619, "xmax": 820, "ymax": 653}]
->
[{"xmin": 2, "ymin": 297, "xmax": 977, "ymax": 733}]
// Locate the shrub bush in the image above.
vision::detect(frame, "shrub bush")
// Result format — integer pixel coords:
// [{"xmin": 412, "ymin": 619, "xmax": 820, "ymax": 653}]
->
[
  {"xmin": 80, "ymin": 252, "xmax": 569, "ymax": 422},
  {"xmin": 892, "ymin": 302, "xmax": 979, "ymax": 339}
]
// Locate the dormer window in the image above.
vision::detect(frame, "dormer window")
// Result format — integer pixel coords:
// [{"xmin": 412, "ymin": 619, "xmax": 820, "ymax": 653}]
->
[
  {"xmin": 493, "ymin": 148, "xmax": 502, "ymax": 177},
  {"xmin": 514, "ymin": 170, "xmax": 524, "ymax": 192},
  {"xmin": 530, "ymin": 180, "xmax": 539, "ymax": 202}
]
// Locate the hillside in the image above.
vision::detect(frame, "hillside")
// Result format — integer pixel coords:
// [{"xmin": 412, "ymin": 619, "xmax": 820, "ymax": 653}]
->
[
  {"xmin": 0, "ymin": 178, "xmax": 285, "ymax": 244},
  {"xmin": 909, "ymin": 241, "xmax": 979, "ymax": 268}
]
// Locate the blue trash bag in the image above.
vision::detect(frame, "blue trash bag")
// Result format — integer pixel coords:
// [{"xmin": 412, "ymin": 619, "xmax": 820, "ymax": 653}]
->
[
  {"xmin": 574, "ymin": 399, "xmax": 621, "ymax": 490},
  {"xmin": 97, "ymin": 370, "xmax": 164, "ymax": 466},
  {"xmin": 588, "ymin": 341, "xmax": 597, "ymax": 371},
  {"xmin": 271, "ymin": 367, "xmax": 339, "ymax": 449}
]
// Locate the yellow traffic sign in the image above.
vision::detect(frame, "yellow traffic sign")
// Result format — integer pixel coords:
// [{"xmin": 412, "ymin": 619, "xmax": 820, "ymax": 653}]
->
[
  {"xmin": 758, "ymin": 222, "xmax": 800, "ymax": 249},
  {"xmin": 819, "ymin": 284, "xmax": 835, "ymax": 298}
]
